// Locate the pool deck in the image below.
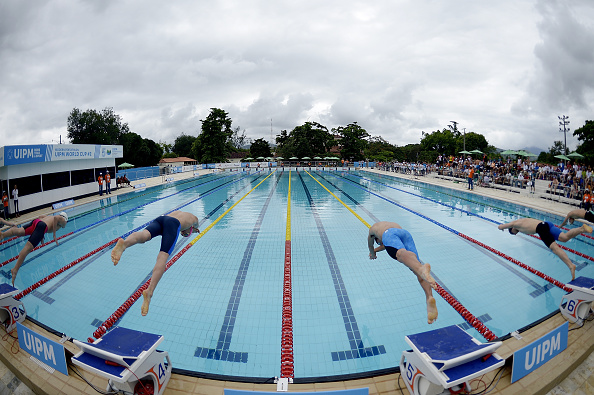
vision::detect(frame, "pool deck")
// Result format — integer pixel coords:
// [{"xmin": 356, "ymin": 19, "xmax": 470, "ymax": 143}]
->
[{"xmin": 1, "ymin": 167, "xmax": 592, "ymax": 394}]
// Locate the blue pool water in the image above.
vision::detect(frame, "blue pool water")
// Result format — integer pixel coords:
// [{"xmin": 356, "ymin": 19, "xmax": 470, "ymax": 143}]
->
[{"xmin": 1, "ymin": 169, "xmax": 593, "ymax": 381}]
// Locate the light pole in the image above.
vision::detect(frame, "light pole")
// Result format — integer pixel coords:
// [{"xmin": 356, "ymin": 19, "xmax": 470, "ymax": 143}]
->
[
  {"xmin": 558, "ymin": 115, "xmax": 570, "ymax": 154},
  {"xmin": 449, "ymin": 121, "xmax": 464, "ymax": 151}
]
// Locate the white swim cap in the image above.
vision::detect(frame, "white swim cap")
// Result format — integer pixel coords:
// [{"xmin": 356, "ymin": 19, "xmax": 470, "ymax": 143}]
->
[{"xmin": 59, "ymin": 211, "xmax": 68, "ymax": 222}]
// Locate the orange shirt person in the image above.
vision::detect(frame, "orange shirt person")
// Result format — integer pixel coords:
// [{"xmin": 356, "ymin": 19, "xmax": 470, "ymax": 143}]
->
[{"xmin": 98, "ymin": 173, "xmax": 104, "ymax": 196}]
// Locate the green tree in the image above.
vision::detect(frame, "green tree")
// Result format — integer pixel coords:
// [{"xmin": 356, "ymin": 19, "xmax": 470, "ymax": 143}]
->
[
  {"xmin": 173, "ymin": 134, "xmax": 197, "ymax": 158},
  {"xmin": 334, "ymin": 122, "xmax": 369, "ymax": 161},
  {"xmin": 67, "ymin": 107, "xmax": 129, "ymax": 144},
  {"xmin": 420, "ymin": 128, "xmax": 457, "ymax": 156},
  {"xmin": 275, "ymin": 122, "xmax": 333, "ymax": 158},
  {"xmin": 191, "ymin": 108, "xmax": 234, "ymax": 163},
  {"xmin": 364, "ymin": 136, "xmax": 395, "ymax": 162},
  {"xmin": 231, "ymin": 127, "xmax": 251, "ymax": 149},
  {"xmin": 460, "ymin": 132, "xmax": 489, "ymax": 154},
  {"xmin": 119, "ymin": 132, "xmax": 163, "ymax": 167},
  {"xmin": 249, "ymin": 138, "xmax": 272, "ymax": 158},
  {"xmin": 574, "ymin": 120, "xmax": 594, "ymax": 166}
]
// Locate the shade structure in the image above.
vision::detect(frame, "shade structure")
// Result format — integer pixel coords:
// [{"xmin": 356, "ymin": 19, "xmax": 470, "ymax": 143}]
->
[
  {"xmin": 568, "ymin": 152, "xmax": 584, "ymax": 159},
  {"xmin": 313, "ymin": 156, "xmax": 322, "ymax": 159},
  {"xmin": 554, "ymin": 154, "xmax": 571, "ymax": 161},
  {"xmin": 256, "ymin": 156, "xmax": 265, "ymax": 160},
  {"xmin": 118, "ymin": 162, "xmax": 134, "ymax": 169},
  {"xmin": 289, "ymin": 157, "xmax": 299, "ymax": 160},
  {"xmin": 500, "ymin": 150, "xmax": 517, "ymax": 156},
  {"xmin": 459, "ymin": 150, "xmax": 472, "ymax": 155},
  {"xmin": 301, "ymin": 157, "xmax": 311, "ymax": 160},
  {"xmin": 523, "ymin": 151, "xmax": 538, "ymax": 158},
  {"xmin": 469, "ymin": 149, "xmax": 484, "ymax": 154},
  {"xmin": 275, "ymin": 157, "xmax": 284, "ymax": 160},
  {"xmin": 244, "ymin": 157, "xmax": 253, "ymax": 160}
]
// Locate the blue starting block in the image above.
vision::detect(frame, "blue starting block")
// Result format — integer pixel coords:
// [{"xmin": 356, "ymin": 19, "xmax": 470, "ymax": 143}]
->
[
  {"xmin": 400, "ymin": 325, "xmax": 504, "ymax": 395},
  {"xmin": 0, "ymin": 283, "xmax": 26, "ymax": 333},
  {"xmin": 72, "ymin": 327, "xmax": 171, "ymax": 395},
  {"xmin": 560, "ymin": 276, "xmax": 594, "ymax": 325}
]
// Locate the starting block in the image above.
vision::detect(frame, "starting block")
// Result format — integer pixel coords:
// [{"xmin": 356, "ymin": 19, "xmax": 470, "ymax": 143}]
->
[
  {"xmin": 400, "ymin": 325, "xmax": 504, "ymax": 395},
  {"xmin": 0, "ymin": 283, "xmax": 26, "ymax": 333},
  {"xmin": 560, "ymin": 276, "xmax": 594, "ymax": 325},
  {"xmin": 72, "ymin": 327, "xmax": 171, "ymax": 395}
]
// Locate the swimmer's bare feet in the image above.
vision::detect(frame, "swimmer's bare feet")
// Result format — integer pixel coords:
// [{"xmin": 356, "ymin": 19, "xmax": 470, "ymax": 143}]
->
[
  {"xmin": 582, "ymin": 224, "xmax": 592, "ymax": 234},
  {"xmin": 569, "ymin": 262, "xmax": 576, "ymax": 281},
  {"xmin": 420, "ymin": 263, "xmax": 437, "ymax": 289},
  {"xmin": 427, "ymin": 296, "xmax": 438, "ymax": 324},
  {"xmin": 111, "ymin": 238, "xmax": 126, "ymax": 266},
  {"xmin": 141, "ymin": 290, "xmax": 152, "ymax": 316},
  {"xmin": 11, "ymin": 267, "xmax": 17, "ymax": 287}
]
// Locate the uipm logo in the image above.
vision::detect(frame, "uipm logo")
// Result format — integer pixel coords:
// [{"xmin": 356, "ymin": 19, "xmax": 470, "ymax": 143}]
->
[{"xmin": 8, "ymin": 146, "xmax": 42, "ymax": 160}]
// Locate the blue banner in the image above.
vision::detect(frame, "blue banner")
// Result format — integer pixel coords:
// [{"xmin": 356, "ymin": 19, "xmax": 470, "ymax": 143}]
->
[
  {"xmin": 17, "ymin": 323, "xmax": 69, "ymax": 376},
  {"xmin": 511, "ymin": 322, "xmax": 568, "ymax": 383},
  {"xmin": 4, "ymin": 145, "xmax": 46, "ymax": 165}
]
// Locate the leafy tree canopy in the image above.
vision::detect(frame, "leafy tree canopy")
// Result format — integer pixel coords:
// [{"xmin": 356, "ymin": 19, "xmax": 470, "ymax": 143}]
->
[
  {"xmin": 275, "ymin": 121, "xmax": 333, "ymax": 159},
  {"xmin": 249, "ymin": 138, "xmax": 272, "ymax": 158},
  {"xmin": 67, "ymin": 107, "xmax": 129, "ymax": 144},
  {"xmin": 173, "ymin": 134, "xmax": 197, "ymax": 158},
  {"xmin": 119, "ymin": 132, "xmax": 163, "ymax": 167},
  {"xmin": 334, "ymin": 122, "xmax": 369, "ymax": 161},
  {"xmin": 574, "ymin": 120, "xmax": 594, "ymax": 166},
  {"xmin": 192, "ymin": 108, "xmax": 234, "ymax": 163}
]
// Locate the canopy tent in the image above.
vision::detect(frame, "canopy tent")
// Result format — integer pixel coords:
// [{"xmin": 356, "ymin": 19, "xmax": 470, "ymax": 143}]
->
[
  {"xmin": 554, "ymin": 154, "xmax": 571, "ymax": 161},
  {"xmin": 275, "ymin": 157, "xmax": 284, "ymax": 160},
  {"xmin": 458, "ymin": 150, "xmax": 472, "ymax": 155},
  {"xmin": 500, "ymin": 150, "xmax": 517, "ymax": 156},
  {"xmin": 117, "ymin": 162, "xmax": 134, "ymax": 169},
  {"xmin": 301, "ymin": 157, "xmax": 311, "ymax": 160},
  {"xmin": 244, "ymin": 157, "xmax": 253, "ymax": 161},
  {"xmin": 568, "ymin": 152, "xmax": 584, "ymax": 159},
  {"xmin": 256, "ymin": 156, "xmax": 265, "ymax": 160},
  {"xmin": 469, "ymin": 149, "xmax": 484, "ymax": 155}
]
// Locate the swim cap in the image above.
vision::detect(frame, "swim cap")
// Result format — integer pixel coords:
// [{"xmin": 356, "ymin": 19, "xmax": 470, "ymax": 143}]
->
[{"xmin": 59, "ymin": 211, "xmax": 68, "ymax": 222}]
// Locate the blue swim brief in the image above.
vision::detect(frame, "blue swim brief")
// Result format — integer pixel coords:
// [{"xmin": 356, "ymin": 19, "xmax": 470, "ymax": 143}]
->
[
  {"xmin": 145, "ymin": 216, "xmax": 181, "ymax": 255},
  {"xmin": 536, "ymin": 221, "xmax": 562, "ymax": 248},
  {"xmin": 382, "ymin": 228, "xmax": 420, "ymax": 261}
]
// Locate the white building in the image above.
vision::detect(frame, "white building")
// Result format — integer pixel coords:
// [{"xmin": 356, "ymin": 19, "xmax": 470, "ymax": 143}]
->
[{"xmin": 0, "ymin": 144, "xmax": 123, "ymax": 215}]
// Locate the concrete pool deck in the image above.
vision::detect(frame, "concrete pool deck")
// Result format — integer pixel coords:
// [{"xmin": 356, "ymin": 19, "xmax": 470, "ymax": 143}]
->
[{"xmin": 0, "ymin": 167, "xmax": 592, "ymax": 394}]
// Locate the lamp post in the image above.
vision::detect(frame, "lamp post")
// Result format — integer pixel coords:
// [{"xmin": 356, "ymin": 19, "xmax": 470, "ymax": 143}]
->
[{"xmin": 558, "ymin": 115, "xmax": 570, "ymax": 155}]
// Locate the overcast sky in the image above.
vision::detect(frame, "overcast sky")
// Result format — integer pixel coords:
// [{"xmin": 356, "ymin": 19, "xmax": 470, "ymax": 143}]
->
[{"xmin": 1, "ymin": 0, "xmax": 593, "ymax": 153}]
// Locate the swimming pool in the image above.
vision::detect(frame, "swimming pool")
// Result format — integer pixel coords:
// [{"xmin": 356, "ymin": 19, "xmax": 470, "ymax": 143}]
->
[{"xmin": 1, "ymin": 169, "xmax": 592, "ymax": 381}]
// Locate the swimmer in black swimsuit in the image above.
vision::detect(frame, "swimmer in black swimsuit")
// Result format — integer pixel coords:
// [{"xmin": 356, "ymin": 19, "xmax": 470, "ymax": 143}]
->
[
  {"xmin": 10, "ymin": 212, "xmax": 68, "ymax": 286},
  {"xmin": 498, "ymin": 218, "xmax": 592, "ymax": 280},
  {"xmin": 111, "ymin": 210, "xmax": 200, "ymax": 316},
  {"xmin": 368, "ymin": 221, "xmax": 438, "ymax": 324},
  {"xmin": 560, "ymin": 208, "xmax": 594, "ymax": 228}
]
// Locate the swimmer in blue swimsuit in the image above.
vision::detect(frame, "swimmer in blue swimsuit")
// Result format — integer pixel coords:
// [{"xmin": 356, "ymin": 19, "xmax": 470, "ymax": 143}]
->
[
  {"xmin": 368, "ymin": 221, "xmax": 438, "ymax": 324},
  {"xmin": 499, "ymin": 217, "xmax": 592, "ymax": 280},
  {"xmin": 111, "ymin": 210, "xmax": 200, "ymax": 316}
]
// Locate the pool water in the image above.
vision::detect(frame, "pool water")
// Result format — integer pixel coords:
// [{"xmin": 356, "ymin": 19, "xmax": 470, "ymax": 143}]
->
[{"xmin": 1, "ymin": 169, "xmax": 592, "ymax": 380}]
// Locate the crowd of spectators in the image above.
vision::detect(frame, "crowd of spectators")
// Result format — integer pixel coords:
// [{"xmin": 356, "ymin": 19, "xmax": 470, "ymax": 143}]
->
[{"xmin": 374, "ymin": 155, "xmax": 594, "ymax": 207}]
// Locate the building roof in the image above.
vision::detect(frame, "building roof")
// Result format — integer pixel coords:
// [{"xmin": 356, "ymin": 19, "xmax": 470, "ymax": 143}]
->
[{"xmin": 159, "ymin": 157, "xmax": 196, "ymax": 164}]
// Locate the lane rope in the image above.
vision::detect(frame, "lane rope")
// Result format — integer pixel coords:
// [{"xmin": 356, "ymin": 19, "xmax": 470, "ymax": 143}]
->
[
  {"xmin": 90, "ymin": 171, "xmax": 276, "ymax": 341},
  {"xmin": 280, "ymin": 170, "xmax": 294, "ymax": 378}
]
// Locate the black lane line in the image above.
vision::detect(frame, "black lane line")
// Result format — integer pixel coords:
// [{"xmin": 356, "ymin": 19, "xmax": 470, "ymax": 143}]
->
[
  {"xmin": 298, "ymin": 171, "xmax": 386, "ymax": 361},
  {"xmin": 89, "ymin": 173, "xmax": 268, "ymax": 329},
  {"xmin": 328, "ymin": 171, "xmax": 562, "ymax": 296},
  {"xmin": 193, "ymin": 172, "xmax": 282, "ymax": 363}
]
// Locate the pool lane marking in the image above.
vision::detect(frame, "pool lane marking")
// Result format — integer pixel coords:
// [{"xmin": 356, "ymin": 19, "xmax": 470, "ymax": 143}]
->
[
  {"xmin": 194, "ymin": 171, "xmax": 282, "ymax": 363},
  {"xmin": 280, "ymin": 170, "xmax": 294, "ymax": 378},
  {"xmin": 39, "ymin": 173, "xmax": 268, "ymax": 306},
  {"xmin": 317, "ymin": 171, "xmax": 556, "ymax": 297},
  {"xmin": 300, "ymin": 171, "xmax": 387, "ymax": 360},
  {"xmin": 13, "ymin": 172, "xmax": 264, "ymax": 302},
  {"xmin": 351, "ymin": 172, "xmax": 594, "ymax": 251},
  {"xmin": 0, "ymin": 172, "xmax": 247, "ymax": 270},
  {"xmin": 305, "ymin": 170, "xmax": 498, "ymax": 341},
  {"xmin": 91, "ymin": 171, "xmax": 277, "ymax": 340},
  {"xmin": 312, "ymin": 171, "xmax": 552, "ymax": 301},
  {"xmin": 325, "ymin": 171, "xmax": 573, "ymax": 294}
]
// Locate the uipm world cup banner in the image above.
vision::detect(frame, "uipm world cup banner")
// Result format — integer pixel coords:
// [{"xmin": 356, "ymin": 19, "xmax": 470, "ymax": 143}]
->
[{"xmin": 1, "ymin": 144, "xmax": 123, "ymax": 165}]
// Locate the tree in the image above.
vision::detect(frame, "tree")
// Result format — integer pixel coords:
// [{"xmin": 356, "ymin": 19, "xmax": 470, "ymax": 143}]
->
[
  {"xmin": 231, "ymin": 127, "xmax": 251, "ymax": 149},
  {"xmin": 67, "ymin": 107, "xmax": 129, "ymax": 144},
  {"xmin": 191, "ymin": 108, "xmax": 234, "ymax": 163},
  {"xmin": 334, "ymin": 122, "xmax": 369, "ymax": 161},
  {"xmin": 119, "ymin": 132, "xmax": 163, "ymax": 167},
  {"xmin": 364, "ymin": 136, "xmax": 395, "ymax": 162},
  {"xmin": 420, "ymin": 128, "xmax": 457, "ymax": 156},
  {"xmin": 275, "ymin": 122, "xmax": 333, "ymax": 158},
  {"xmin": 573, "ymin": 120, "xmax": 594, "ymax": 166},
  {"xmin": 173, "ymin": 134, "xmax": 197, "ymax": 158},
  {"xmin": 249, "ymin": 138, "xmax": 272, "ymax": 158}
]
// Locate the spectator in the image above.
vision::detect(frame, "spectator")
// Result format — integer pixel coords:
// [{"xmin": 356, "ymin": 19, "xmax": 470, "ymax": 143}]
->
[
  {"xmin": 11, "ymin": 184, "xmax": 19, "ymax": 217},
  {"xmin": 2, "ymin": 191, "xmax": 9, "ymax": 219}
]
